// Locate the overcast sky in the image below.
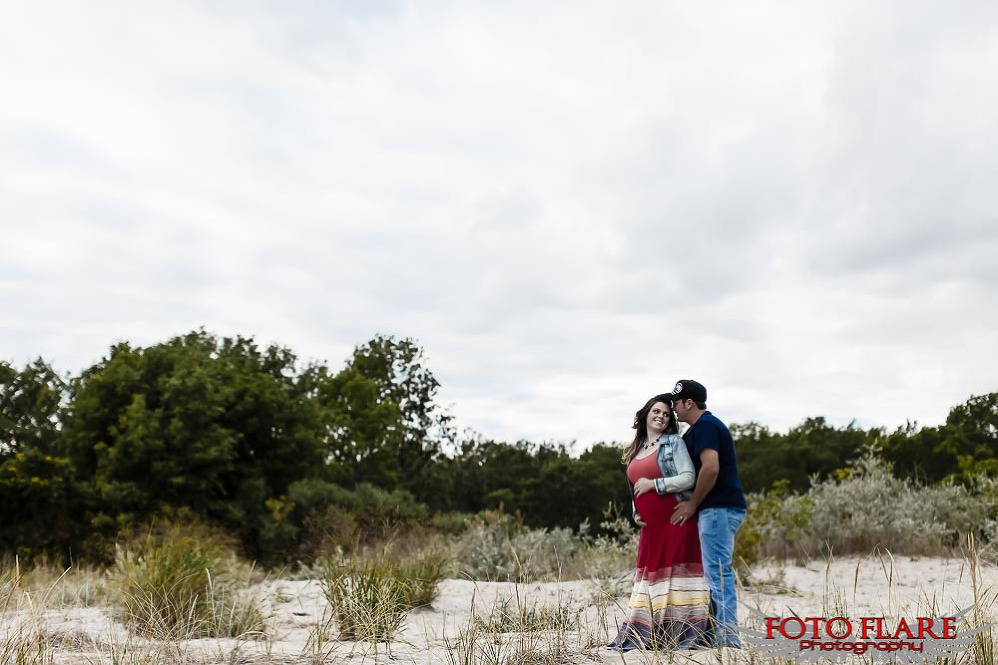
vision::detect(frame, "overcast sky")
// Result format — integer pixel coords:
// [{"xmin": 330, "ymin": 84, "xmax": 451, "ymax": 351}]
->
[{"xmin": 3, "ymin": 1, "xmax": 997, "ymax": 447}]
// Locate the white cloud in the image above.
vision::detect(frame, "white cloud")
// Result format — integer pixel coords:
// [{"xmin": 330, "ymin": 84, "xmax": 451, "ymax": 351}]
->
[{"xmin": 2, "ymin": 1, "xmax": 997, "ymax": 446}]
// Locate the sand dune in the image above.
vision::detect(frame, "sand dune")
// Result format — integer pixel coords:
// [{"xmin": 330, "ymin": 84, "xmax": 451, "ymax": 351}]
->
[{"xmin": 6, "ymin": 554, "xmax": 996, "ymax": 663}]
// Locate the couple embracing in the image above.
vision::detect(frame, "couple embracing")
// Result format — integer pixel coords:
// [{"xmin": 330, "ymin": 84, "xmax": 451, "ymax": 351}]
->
[{"xmin": 608, "ymin": 380, "xmax": 747, "ymax": 652}]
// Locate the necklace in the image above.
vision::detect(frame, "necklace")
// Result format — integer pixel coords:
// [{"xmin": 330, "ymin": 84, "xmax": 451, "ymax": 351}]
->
[{"xmin": 642, "ymin": 437, "xmax": 658, "ymax": 450}]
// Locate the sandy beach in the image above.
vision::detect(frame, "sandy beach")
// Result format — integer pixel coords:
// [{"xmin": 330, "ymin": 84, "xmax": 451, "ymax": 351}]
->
[{"xmin": 4, "ymin": 553, "xmax": 994, "ymax": 664}]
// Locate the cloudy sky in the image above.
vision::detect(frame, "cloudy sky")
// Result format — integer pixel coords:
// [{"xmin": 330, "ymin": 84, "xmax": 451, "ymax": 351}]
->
[{"xmin": 3, "ymin": 1, "xmax": 997, "ymax": 447}]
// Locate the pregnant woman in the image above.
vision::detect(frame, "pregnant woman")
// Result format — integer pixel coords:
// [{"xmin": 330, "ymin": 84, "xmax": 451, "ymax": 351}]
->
[{"xmin": 607, "ymin": 395, "xmax": 711, "ymax": 651}]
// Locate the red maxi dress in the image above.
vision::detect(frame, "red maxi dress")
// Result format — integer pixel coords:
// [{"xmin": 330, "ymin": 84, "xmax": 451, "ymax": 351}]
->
[{"xmin": 607, "ymin": 452, "xmax": 711, "ymax": 650}]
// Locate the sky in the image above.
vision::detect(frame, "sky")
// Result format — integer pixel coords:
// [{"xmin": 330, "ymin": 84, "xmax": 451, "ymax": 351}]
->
[{"xmin": 3, "ymin": 1, "xmax": 997, "ymax": 448}]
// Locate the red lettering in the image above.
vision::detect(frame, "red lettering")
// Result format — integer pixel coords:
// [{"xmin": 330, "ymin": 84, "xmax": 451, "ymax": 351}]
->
[
  {"xmin": 943, "ymin": 617, "xmax": 956, "ymax": 639},
  {"xmin": 917, "ymin": 617, "xmax": 940, "ymax": 639},
  {"xmin": 827, "ymin": 617, "xmax": 851, "ymax": 639},
  {"xmin": 876, "ymin": 618, "xmax": 889, "ymax": 639},
  {"xmin": 803, "ymin": 617, "xmax": 823, "ymax": 638},
  {"xmin": 781, "ymin": 618, "xmax": 806, "ymax": 640},
  {"xmin": 766, "ymin": 617, "xmax": 781, "ymax": 639},
  {"xmin": 893, "ymin": 617, "xmax": 915, "ymax": 640},
  {"xmin": 861, "ymin": 617, "xmax": 877, "ymax": 639}
]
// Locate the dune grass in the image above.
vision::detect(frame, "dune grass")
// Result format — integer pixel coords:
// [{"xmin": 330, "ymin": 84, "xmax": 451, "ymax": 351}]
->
[
  {"xmin": 1, "ymin": 559, "xmax": 55, "ymax": 665},
  {"xmin": 318, "ymin": 547, "xmax": 448, "ymax": 642},
  {"xmin": 3, "ymin": 499, "xmax": 998, "ymax": 664},
  {"xmin": 111, "ymin": 524, "xmax": 267, "ymax": 640}
]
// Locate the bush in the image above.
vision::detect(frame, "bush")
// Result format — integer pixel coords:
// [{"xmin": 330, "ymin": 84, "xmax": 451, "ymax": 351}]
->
[
  {"xmin": 398, "ymin": 550, "xmax": 448, "ymax": 608},
  {"xmin": 289, "ymin": 480, "xmax": 436, "ymax": 560},
  {"xmin": 742, "ymin": 451, "xmax": 998, "ymax": 559},
  {"xmin": 428, "ymin": 511, "xmax": 471, "ymax": 535},
  {"xmin": 737, "ymin": 479, "xmax": 813, "ymax": 567},
  {"xmin": 299, "ymin": 507, "xmax": 361, "ymax": 559},
  {"xmin": 809, "ymin": 459, "xmax": 994, "ymax": 555},
  {"xmin": 455, "ymin": 511, "xmax": 529, "ymax": 581},
  {"xmin": 568, "ymin": 513, "xmax": 638, "ymax": 587},
  {"xmin": 456, "ymin": 510, "xmax": 625, "ymax": 582},
  {"xmin": 112, "ymin": 523, "xmax": 265, "ymax": 639},
  {"xmin": 319, "ymin": 549, "xmax": 447, "ymax": 642}
]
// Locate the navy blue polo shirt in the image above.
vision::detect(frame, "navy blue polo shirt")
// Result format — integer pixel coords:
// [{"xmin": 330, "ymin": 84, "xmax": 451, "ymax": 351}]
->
[{"xmin": 683, "ymin": 411, "xmax": 746, "ymax": 511}]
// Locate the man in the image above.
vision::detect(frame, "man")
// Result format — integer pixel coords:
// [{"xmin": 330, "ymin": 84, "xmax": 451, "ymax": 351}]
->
[{"xmin": 666, "ymin": 379, "xmax": 746, "ymax": 648}]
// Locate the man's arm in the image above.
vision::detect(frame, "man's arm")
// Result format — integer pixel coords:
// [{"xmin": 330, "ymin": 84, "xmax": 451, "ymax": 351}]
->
[{"xmin": 671, "ymin": 449, "xmax": 719, "ymax": 524}]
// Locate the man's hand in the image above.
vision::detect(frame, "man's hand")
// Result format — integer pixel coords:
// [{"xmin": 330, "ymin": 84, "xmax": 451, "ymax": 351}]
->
[
  {"xmin": 671, "ymin": 501, "xmax": 696, "ymax": 525},
  {"xmin": 671, "ymin": 449, "xmax": 717, "ymax": 526},
  {"xmin": 633, "ymin": 477, "xmax": 656, "ymax": 497},
  {"xmin": 634, "ymin": 513, "xmax": 647, "ymax": 528}
]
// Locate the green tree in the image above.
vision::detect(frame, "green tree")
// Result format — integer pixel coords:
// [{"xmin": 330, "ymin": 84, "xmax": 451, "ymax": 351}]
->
[
  {"xmin": 731, "ymin": 422, "xmax": 788, "ymax": 492},
  {"xmin": 317, "ymin": 364, "xmax": 403, "ymax": 487},
  {"xmin": 880, "ymin": 421, "xmax": 947, "ymax": 483},
  {"xmin": 0, "ymin": 358, "xmax": 80, "ymax": 559},
  {"xmin": 881, "ymin": 393, "xmax": 998, "ymax": 483},
  {"xmin": 0, "ymin": 358, "xmax": 66, "ymax": 458},
  {"xmin": 0, "ymin": 446, "xmax": 79, "ymax": 560},
  {"xmin": 324, "ymin": 335, "xmax": 454, "ymax": 500},
  {"xmin": 735, "ymin": 418, "xmax": 875, "ymax": 492},
  {"xmin": 60, "ymin": 330, "xmax": 327, "ymax": 559},
  {"xmin": 943, "ymin": 392, "xmax": 998, "ymax": 480},
  {"xmin": 439, "ymin": 437, "xmax": 627, "ymax": 531}
]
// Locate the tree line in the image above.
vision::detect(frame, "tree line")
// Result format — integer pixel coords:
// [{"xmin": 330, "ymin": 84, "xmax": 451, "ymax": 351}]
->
[
  {"xmin": 0, "ymin": 331, "xmax": 625, "ymax": 563},
  {"xmin": 2, "ymin": 329, "xmax": 996, "ymax": 564},
  {"xmin": 735, "ymin": 391, "xmax": 998, "ymax": 491}
]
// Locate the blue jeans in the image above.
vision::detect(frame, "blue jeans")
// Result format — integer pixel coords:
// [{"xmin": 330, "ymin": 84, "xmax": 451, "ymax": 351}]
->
[{"xmin": 698, "ymin": 507, "xmax": 746, "ymax": 648}]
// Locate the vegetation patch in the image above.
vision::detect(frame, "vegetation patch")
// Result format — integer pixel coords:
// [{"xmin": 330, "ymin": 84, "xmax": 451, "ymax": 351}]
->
[
  {"xmin": 319, "ymin": 549, "xmax": 447, "ymax": 642},
  {"xmin": 112, "ymin": 524, "xmax": 266, "ymax": 639}
]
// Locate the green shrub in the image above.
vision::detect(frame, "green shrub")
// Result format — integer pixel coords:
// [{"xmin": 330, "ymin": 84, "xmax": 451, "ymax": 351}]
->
[
  {"xmin": 742, "ymin": 451, "xmax": 998, "ymax": 559},
  {"xmin": 321, "ymin": 561, "xmax": 410, "ymax": 642},
  {"xmin": 457, "ymin": 511, "xmax": 586, "ymax": 581},
  {"xmin": 319, "ymin": 549, "xmax": 446, "ymax": 642},
  {"xmin": 112, "ymin": 524, "xmax": 265, "ymax": 639},
  {"xmin": 397, "ymin": 550, "xmax": 448, "ymax": 608},
  {"xmin": 299, "ymin": 507, "xmax": 361, "ymax": 559},
  {"xmin": 737, "ymin": 479, "xmax": 813, "ymax": 568},
  {"xmin": 320, "ymin": 559, "xmax": 435, "ymax": 641},
  {"xmin": 428, "ymin": 511, "xmax": 471, "ymax": 535},
  {"xmin": 289, "ymin": 480, "xmax": 437, "ymax": 559}
]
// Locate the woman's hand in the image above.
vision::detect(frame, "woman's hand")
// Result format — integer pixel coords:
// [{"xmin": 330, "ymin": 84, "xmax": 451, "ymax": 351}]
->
[{"xmin": 633, "ymin": 477, "xmax": 656, "ymax": 497}]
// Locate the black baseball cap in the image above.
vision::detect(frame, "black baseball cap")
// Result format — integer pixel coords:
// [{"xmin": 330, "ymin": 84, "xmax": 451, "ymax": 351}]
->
[{"xmin": 664, "ymin": 379, "xmax": 707, "ymax": 403}]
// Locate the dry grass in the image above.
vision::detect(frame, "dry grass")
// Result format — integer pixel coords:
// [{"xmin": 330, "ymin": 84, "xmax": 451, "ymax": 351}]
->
[
  {"xmin": 3, "ymin": 528, "xmax": 997, "ymax": 664},
  {"xmin": 111, "ymin": 525, "xmax": 267, "ymax": 640},
  {"xmin": 318, "ymin": 548, "xmax": 447, "ymax": 642},
  {"xmin": 444, "ymin": 589, "xmax": 599, "ymax": 665},
  {"xmin": 1, "ymin": 559, "xmax": 55, "ymax": 665}
]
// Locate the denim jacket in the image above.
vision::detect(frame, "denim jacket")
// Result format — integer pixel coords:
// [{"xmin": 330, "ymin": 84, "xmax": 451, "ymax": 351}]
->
[{"xmin": 629, "ymin": 433, "xmax": 696, "ymax": 518}]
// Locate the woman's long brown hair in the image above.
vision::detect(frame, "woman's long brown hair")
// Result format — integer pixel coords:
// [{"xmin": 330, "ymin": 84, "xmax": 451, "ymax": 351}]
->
[{"xmin": 622, "ymin": 395, "xmax": 678, "ymax": 464}]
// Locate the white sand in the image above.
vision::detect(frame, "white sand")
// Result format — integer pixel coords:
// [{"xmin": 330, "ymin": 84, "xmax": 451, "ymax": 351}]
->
[{"xmin": 7, "ymin": 555, "xmax": 996, "ymax": 664}]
